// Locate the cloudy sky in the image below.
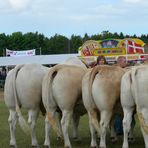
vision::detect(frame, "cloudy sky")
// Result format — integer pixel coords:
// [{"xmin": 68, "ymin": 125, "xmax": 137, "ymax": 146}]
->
[{"xmin": 0, "ymin": 0, "xmax": 148, "ymax": 38}]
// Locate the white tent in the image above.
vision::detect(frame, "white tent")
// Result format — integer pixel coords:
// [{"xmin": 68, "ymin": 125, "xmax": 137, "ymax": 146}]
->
[{"xmin": 0, "ymin": 54, "xmax": 79, "ymax": 66}]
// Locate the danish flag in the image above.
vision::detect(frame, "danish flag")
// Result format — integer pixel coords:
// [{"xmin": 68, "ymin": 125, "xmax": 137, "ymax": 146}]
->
[{"xmin": 126, "ymin": 40, "xmax": 144, "ymax": 54}]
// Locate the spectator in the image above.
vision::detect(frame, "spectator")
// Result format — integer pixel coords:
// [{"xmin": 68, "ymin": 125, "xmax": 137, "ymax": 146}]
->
[
  {"xmin": 116, "ymin": 56, "xmax": 127, "ymax": 68},
  {"xmin": 96, "ymin": 55, "xmax": 108, "ymax": 65},
  {"xmin": 89, "ymin": 55, "xmax": 107, "ymax": 68}
]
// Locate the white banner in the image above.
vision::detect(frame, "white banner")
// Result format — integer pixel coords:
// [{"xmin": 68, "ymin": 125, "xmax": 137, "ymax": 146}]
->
[{"xmin": 6, "ymin": 49, "xmax": 36, "ymax": 57}]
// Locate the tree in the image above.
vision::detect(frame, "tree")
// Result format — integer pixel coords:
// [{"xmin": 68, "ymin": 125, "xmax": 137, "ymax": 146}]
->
[
  {"xmin": 7, "ymin": 32, "xmax": 24, "ymax": 50},
  {"xmin": 70, "ymin": 35, "xmax": 83, "ymax": 53},
  {"xmin": 47, "ymin": 34, "xmax": 69, "ymax": 54},
  {"xmin": 0, "ymin": 33, "xmax": 7, "ymax": 56}
]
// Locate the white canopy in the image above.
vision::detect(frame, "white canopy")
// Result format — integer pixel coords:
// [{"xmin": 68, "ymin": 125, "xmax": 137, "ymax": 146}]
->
[{"xmin": 0, "ymin": 54, "xmax": 79, "ymax": 66}]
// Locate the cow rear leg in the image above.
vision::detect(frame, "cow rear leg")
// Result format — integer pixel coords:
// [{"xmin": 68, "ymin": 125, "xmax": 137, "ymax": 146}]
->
[
  {"xmin": 88, "ymin": 110, "xmax": 100, "ymax": 148},
  {"xmin": 28, "ymin": 109, "xmax": 40, "ymax": 147},
  {"xmin": 122, "ymin": 107, "xmax": 133, "ymax": 148},
  {"xmin": 110, "ymin": 119, "xmax": 117, "ymax": 143},
  {"xmin": 139, "ymin": 108, "xmax": 148, "ymax": 148},
  {"xmin": 72, "ymin": 113, "xmax": 80, "ymax": 140},
  {"xmin": 141, "ymin": 128, "xmax": 148, "ymax": 148},
  {"xmin": 128, "ymin": 115, "xmax": 135, "ymax": 143},
  {"xmin": 61, "ymin": 110, "xmax": 72, "ymax": 148},
  {"xmin": 99, "ymin": 110, "xmax": 112, "ymax": 148},
  {"xmin": 56, "ymin": 112, "xmax": 62, "ymax": 140},
  {"xmin": 8, "ymin": 109, "xmax": 18, "ymax": 148},
  {"xmin": 44, "ymin": 114, "xmax": 52, "ymax": 147},
  {"xmin": 44, "ymin": 109, "xmax": 58, "ymax": 147}
]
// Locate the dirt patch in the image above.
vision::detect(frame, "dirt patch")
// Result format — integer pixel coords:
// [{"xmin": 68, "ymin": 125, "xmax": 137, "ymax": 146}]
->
[{"xmin": 0, "ymin": 89, "xmax": 4, "ymax": 100}]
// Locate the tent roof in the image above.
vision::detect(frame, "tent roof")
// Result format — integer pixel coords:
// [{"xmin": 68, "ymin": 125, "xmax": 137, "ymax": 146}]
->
[{"xmin": 0, "ymin": 54, "xmax": 78, "ymax": 66}]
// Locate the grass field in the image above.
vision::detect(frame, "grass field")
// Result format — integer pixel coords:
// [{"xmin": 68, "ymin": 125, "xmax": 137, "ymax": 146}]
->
[{"xmin": 0, "ymin": 90, "xmax": 145, "ymax": 148}]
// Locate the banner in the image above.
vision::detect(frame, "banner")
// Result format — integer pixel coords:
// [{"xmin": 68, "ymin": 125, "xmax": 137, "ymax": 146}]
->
[{"xmin": 6, "ymin": 49, "xmax": 36, "ymax": 57}]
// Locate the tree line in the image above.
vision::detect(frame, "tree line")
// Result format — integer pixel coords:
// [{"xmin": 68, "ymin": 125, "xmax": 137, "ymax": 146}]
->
[{"xmin": 0, "ymin": 31, "xmax": 148, "ymax": 56}]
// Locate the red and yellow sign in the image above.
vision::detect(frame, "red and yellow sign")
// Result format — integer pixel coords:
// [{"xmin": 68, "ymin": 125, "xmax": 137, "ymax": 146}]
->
[{"xmin": 79, "ymin": 38, "xmax": 145, "ymax": 57}]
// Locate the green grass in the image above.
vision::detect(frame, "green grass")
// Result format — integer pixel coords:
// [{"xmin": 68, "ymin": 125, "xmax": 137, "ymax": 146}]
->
[{"xmin": 0, "ymin": 100, "xmax": 145, "ymax": 148}]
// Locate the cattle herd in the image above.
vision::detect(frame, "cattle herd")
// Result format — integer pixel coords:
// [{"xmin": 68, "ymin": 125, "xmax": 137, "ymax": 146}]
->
[{"xmin": 3, "ymin": 57, "xmax": 148, "ymax": 148}]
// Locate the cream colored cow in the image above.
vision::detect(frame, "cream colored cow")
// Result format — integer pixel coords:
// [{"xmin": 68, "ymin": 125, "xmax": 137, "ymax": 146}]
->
[
  {"xmin": 121, "ymin": 65, "xmax": 148, "ymax": 148},
  {"xmin": 4, "ymin": 64, "xmax": 48, "ymax": 147},
  {"xmin": 4, "ymin": 57, "xmax": 87, "ymax": 148},
  {"xmin": 42, "ymin": 64, "xmax": 87, "ymax": 148},
  {"xmin": 82, "ymin": 65, "xmax": 125, "ymax": 148}
]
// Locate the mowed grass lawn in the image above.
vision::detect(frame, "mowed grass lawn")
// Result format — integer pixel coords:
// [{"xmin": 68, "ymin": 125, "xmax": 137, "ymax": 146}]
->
[{"xmin": 0, "ymin": 90, "xmax": 145, "ymax": 148}]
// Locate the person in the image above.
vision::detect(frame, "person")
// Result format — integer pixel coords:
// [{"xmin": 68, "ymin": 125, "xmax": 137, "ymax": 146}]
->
[
  {"xmin": 89, "ymin": 55, "xmax": 107, "ymax": 68},
  {"xmin": 96, "ymin": 55, "xmax": 107, "ymax": 65},
  {"xmin": 116, "ymin": 56, "xmax": 127, "ymax": 68}
]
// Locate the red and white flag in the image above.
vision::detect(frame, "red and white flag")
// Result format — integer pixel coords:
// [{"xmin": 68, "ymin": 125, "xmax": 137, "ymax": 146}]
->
[{"xmin": 126, "ymin": 40, "xmax": 144, "ymax": 54}]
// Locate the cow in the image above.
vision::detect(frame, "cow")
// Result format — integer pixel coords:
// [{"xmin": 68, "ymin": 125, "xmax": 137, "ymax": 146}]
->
[
  {"xmin": 62, "ymin": 57, "xmax": 88, "ymax": 69},
  {"xmin": 4, "ymin": 64, "xmax": 48, "ymax": 147},
  {"xmin": 82, "ymin": 65, "xmax": 126, "ymax": 148},
  {"xmin": 4, "ymin": 57, "xmax": 88, "ymax": 148},
  {"xmin": 42, "ymin": 64, "xmax": 87, "ymax": 148},
  {"xmin": 121, "ymin": 65, "xmax": 148, "ymax": 148},
  {"xmin": 4, "ymin": 57, "xmax": 86, "ymax": 147}
]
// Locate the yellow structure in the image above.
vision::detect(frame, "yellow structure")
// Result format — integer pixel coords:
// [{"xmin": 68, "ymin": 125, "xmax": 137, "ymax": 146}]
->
[{"xmin": 78, "ymin": 38, "xmax": 146, "ymax": 63}]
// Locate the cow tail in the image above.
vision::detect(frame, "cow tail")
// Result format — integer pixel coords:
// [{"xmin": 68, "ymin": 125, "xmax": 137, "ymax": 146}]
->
[
  {"xmin": 12, "ymin": 65, "xmax": 30, "ymax": 135},
  {"xmin": 87, "ymin": 66, "xmax": 101, "ymax": 133},
  {"xmin": 132, "ymin": 68, "xmax": 148, "ymax": 134},
  {"xmin": 88, "ymin": 66, "xmax": 101, "ymax": 100},
  {"xmin": 43, "ymin": 66, "xmax": 62, "ymax": 138}
]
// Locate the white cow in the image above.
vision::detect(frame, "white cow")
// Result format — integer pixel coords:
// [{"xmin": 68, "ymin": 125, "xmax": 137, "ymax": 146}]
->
[
  {"xmin": 121, "ymin": 65, "xmax": 148, "ymax": 148},
  {"xmin": 82, "ymin": 65, "xmax": 126, "ymax": 148},
  {"xmin": 42, "ymin": 64, "xmax": 87, "ymax": 148},
  {"xmin": 4, "ymin": 64, "xmax": 49, "ymax": 147},
  {"xmin": 4, "ymin": 57, "xmax": 87, "ymax": 148},
  {"xmin": 62, "ymin": 57, "xmax": 88, "ymax": 69}
]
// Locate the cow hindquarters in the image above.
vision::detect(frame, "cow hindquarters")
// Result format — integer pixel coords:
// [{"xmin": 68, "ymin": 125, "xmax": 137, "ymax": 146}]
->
[{"xmin": 8, "ymin": 109, "xmax": 18, "ymax": 148}]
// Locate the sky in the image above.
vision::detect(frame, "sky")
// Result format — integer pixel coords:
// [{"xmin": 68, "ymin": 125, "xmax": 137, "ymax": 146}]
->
[{"xmin": 0, "ymin": 0, "xmax": 148, "ymax": 38}]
